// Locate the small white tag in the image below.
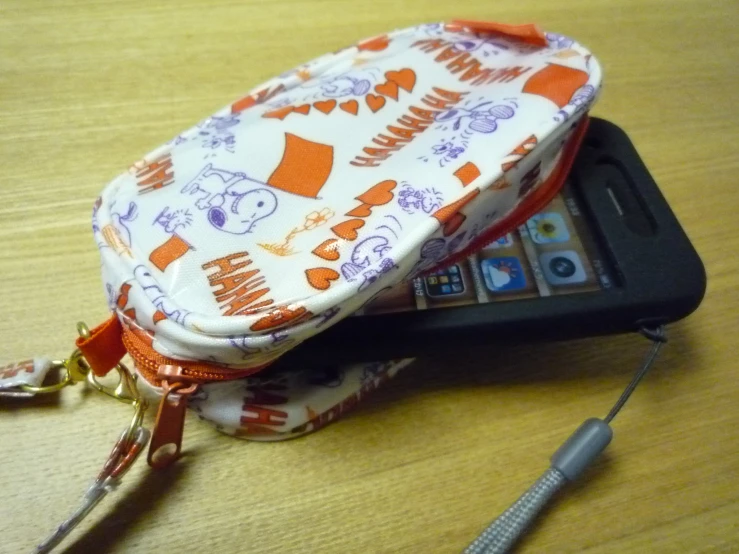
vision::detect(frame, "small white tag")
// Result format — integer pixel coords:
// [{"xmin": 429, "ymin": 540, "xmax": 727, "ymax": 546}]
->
[{"xmin": 0, "ymin": 358, "xmax": 54, "ymax": 398}]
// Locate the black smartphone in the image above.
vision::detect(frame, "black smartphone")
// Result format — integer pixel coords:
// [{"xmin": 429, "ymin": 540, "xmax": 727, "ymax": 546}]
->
[{"xmin": 276, "ymin": 118, "xmax": 706, "ymax": 367}]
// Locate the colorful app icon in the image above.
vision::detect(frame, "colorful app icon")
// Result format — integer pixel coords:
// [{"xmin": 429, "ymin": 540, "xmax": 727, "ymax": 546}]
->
[
  {"xmin": 527, "ymin": 212, "xmax": 570, "ymax": 244},
  {"xmin": 425, "ymin": 267, "xmax": 467, "ymax": 297},
  {"xmin": 540, "ymin": 250, "xmax": 587, "ymax": 285},
  {"xmin": 448, "ymin": 265, "xmax": 459, "ymax": 274},
  {"xmin": 480, "ymin": 257, "xmax": 527, "ymax": 292},
  {"xmin": 486, "ymin": 232, "xmax": 514, "ymax": 250}
]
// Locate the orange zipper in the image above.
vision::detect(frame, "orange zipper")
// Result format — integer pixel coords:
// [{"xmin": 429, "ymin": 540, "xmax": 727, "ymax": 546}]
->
[
  {"xmin": 122, "ymin": 326, "xmax": 269, "ymax": 385},
  {"xmin": 147, "ymin": 375, "xmax": 198, "ymax": 469},
  {"xmin": 427, "ymin": 117, "xmax": 590, "ymax": 274},
  {"xmin": 122, "ymin": 326, "xmax": 269, "ymax": 468}
]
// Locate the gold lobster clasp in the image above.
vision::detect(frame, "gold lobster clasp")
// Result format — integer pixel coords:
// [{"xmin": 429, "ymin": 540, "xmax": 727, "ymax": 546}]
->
[{"xmin": 21, "ymin": 321, "xmax": 147, "ymax": 445}]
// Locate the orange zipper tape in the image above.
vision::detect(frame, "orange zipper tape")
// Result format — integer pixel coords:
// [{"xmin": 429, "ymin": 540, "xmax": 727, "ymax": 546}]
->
[
  {"xmin": 120, "ymin": 325, "xmax": 271, "ymax": 468},
  {"xmin": 67, "ymin": 320, "xmax": 267, "ymax": 469},
  {"xmin": 121, "ymin": 326, "xmax": 267, "ymax": 386}
]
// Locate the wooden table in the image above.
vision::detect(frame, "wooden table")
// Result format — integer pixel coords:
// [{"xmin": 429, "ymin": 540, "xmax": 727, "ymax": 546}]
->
[{"xmin": 2, "ymin": 1, "xmax": 738, "ymax": 552}]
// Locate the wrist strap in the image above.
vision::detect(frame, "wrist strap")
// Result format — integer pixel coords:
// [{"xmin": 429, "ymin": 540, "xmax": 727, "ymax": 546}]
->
[
  {"xmin": 463, "ymin": 326, "xmax": 667, "ymax": 553},
  {"xmin": 2, "ymin": 322, "xmax": 150, "ymax": 554},
  {"xmin": 35, "ymin": 426, "xmax": 150, "ymax": 554}
]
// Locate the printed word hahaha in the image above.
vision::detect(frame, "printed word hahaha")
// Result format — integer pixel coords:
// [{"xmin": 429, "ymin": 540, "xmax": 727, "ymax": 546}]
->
[
  {"xmin": 351, "ymin": 87, "xmax": 468, "ymax": 168},
  {"xmin": 203, "ymin": 251, "xmax": 275, "ymax": 316},
  {"xmin": 412, "ymin": 39, "xmax": 532, "ymax": 86}
]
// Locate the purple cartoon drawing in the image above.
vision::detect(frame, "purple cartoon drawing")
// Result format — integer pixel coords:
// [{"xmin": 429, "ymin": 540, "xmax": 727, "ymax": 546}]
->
[
  {"xmin": 416, "ymin": 23, "xmax": 445, "ymax": 37},
  {"xmin": 153, "ymin": 206, "xmax": 193, "ymax": 234},
  {"xmin": 341, "ymin": 215, "xmax": 401, "ymax": 290},
  {"xmin": 133, "ymin": 265, "xmax": 191, "ymax": 326},
  {"xmin": 301, "ymin": 68, "xmax": 380, "ymax": 100},
  {"xmin": 314, "ymin": 306, "xmax": 341, "ymax": 329},
  {"xmin": 554, "ymin": 85, "xmax": 597, "ymax": 122},
  {"xmin": 208, "ymin": 114, "xmax": 240, "ymax": 132},
  {"xmin": 167, "ymin": 114, "xmax": 241, "ymax": 156},
  {"xmin": 227, "ymin": 336, "xmax": 299, "ymax": 364},
  {"xmin": 420, "ymin": 136, "xmax": 470, "ymax": 167},
  {"xmin": 269, "ymin": 97, "xmax": 294, "ymax": 108},
  {"xmin": 321, "ymin": 74, "xmax": 371, "ymax": 97},
  {"xmin": 453, "ymin": 36, "xmax": 511, "ymax": 57},
  {"xmin": 341, "ymin": 236, "xmax": 392, "ymax": 279},
  {"xmin": 545, "ymin": 32, "xmax": 575, "ymax": 49},
  {"xmin": 446, "ymin": 231, "xmax": 467, "ymax": 256},
  {"xmin": 199, "ymin": 115, "xmax": 240, "ymax": 158},
  {"xmin": 203, "ymin": 134, "xmax": 236, "ymax": 153},
  {"xmin": 408, "ymin": 237, "xmax": 447, "ymax": 278},
  {"xmin": 181, "ymin": 164, "xmax": 278, "ymax": 234},
  {"xmin": 375, "ymin": 214, "xmax": 403, "ymax": 240},
  {"xmin": 267, "ymin": 330, "xmax": 297, "ymax": 356},
  {"xmin": 435, "ymin": 101, "xmax": 516, "ymax": 134},
  {"xmin": 432, "ymin": 142, "xmax": 465, "ymax": 159},
  {"xmin": 420, "ymin": 237, "xmax": 446, "ymax": 260},
  {"xmin": 398, "ymin": 184, "xmax": 444, "ymax": 214},
  {"xmin": 110, "ymin": 201, "xmax": 138, "ymax": 247},
  {"xmin": 228, "ymin": 336, "xmax": 265, "ymax": 360},
  {"xmin": 167, "ymin": 134, "xmax": 188, "ymax": 146},
  {"xmin": 355, "ymin": 258, "xmax": 396, "ymax": 292},
  {"xmin": 270, "ymin": 330, "xmax": 293, "ymax": 346}
]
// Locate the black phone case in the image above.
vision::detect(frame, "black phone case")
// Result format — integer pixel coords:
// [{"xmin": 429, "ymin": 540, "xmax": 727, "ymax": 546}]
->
[{"xmin": 275, "ymin": 118, "xmax": 706, "ymax": 367}]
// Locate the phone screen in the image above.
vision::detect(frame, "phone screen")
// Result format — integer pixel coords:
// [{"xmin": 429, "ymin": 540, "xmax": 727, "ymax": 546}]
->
[{"xmin": 355, "ymin": 181, "xmax": 616, "ymax": 316}]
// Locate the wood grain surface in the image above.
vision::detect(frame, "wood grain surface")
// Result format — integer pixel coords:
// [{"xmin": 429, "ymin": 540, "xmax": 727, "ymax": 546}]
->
[{"xmin": 1, "ymin": 1, "xmax": 738, "ymax": 552}]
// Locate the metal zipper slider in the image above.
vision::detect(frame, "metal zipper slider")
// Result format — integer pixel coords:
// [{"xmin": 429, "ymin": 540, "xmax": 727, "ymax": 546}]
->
[{"xmin": 147, "ymin": 365, "xmax": 199, "ymax": 469}]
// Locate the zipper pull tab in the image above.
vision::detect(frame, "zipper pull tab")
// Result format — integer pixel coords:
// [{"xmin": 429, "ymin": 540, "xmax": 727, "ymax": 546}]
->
[{"xmin": 147, "ymin": 365, "xmax": 199, "ymax": 469}]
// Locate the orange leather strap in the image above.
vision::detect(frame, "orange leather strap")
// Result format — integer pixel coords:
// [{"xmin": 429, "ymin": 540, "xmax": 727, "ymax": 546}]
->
[
  {"xmin": 75, "ymin": 314, "xmax": 127, "ymax": 377},
  {"xmin": 451, "ymin": 20, "xmax": 548, "ymax": 47}
]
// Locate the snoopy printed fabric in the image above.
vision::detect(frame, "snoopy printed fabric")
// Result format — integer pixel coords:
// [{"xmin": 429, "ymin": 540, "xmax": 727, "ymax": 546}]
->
[{"xmin": 93, "ymin": 21, "xmax": 602, "ymax": 372}]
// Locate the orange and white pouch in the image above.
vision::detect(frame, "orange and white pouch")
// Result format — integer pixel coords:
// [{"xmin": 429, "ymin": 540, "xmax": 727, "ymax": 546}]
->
[
  {"xmin": 81, "ymin": 19, "xmax": 601, "ymax": 461},
  {"xmin": 7, "ymin": 19, "xmax": 601, "ymax": 551}
]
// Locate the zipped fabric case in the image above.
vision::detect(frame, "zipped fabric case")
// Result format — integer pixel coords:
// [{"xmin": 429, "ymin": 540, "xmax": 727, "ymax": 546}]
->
[{"xmin": 81, "ymin": 20, "xmax": 601, "ymax": 462}]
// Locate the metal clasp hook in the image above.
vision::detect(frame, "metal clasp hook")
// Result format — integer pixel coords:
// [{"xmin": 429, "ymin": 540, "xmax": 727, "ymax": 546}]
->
[
  {"xmin": 20, "ymin": 321, "xmax": 147, "ymax": 445},
  {"xmin": 86, "ymin": 364, "xmax": 140, "ymax": 405},
  {"xmin": 72, "ymin": 321, "xmax": 140, "ymax": 405}
]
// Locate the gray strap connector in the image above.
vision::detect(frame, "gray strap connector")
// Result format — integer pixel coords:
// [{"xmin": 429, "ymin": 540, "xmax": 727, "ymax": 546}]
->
[
  {"xmin": 551, "ymin": 418, "xmax": 612, "ymax": 481},
  {"xmin": 463, "ymin": 325, "xmax": 666, "ymax": 554}
]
